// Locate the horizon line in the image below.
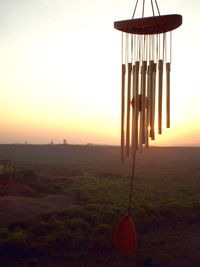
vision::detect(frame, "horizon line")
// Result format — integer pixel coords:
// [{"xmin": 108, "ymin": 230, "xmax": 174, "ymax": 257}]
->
[{"xmin": 0, "ymin": 143, "xmax": 199, "ymax": 148}]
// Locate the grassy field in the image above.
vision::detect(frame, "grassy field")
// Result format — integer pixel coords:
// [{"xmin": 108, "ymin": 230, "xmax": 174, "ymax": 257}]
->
[{"xmin": 0, "ymin": 145, "xmax": 199, "ymax": 267}]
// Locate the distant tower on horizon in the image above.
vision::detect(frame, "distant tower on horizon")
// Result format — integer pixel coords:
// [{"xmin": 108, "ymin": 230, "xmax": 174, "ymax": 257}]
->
[
  {"xmin": 50, "ymin": 139, "xmax": 53, "ymax": 145},
  {"xmin": 63, "ymin": 139, "xmax": 67, "ymax": 145}
]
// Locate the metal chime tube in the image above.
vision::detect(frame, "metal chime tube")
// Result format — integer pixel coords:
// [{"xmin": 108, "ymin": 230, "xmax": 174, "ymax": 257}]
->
[
  {"xmin": 142, "ymin": 61, "xmax": 147, "ymax": 144},
  {"xmin": 126, "ymin": 63, "xmax": 132, "ymax": 156},
  {"xmin": 131, "ymin": 64, "xmax": 136, "ymax": 155},
  {"xmin": 166, "ymin": 62, "xmax": 171, "ymax": 128},
  {"xmin": 139, "ymin": 60, "xmax": 147, "ymax": 152},
  {"xmin": 158, "ymin": 59, "xmax": 163, "ymax": 134},
  {"xmin": 145, "ymin": 65, "xmax": 150, "ymax": 148},
  {"xmin": 152, "ymin": 62, "xmax": 157, "ymax": 140},
  {"xmin": 149, "ymin": 60, "xmax": 154, "ymax": 139},
  {"xmin": 166, "ymin": 32, "xmax": 171, "ymax": 128},
  {"xmin": 121, "ymin": 63, "xmax": 126, "ymax": 162},
  {"xmin": 138, "ymin": 65, "xmax": 143, "ymax": 152},
  {"xmin": 158, "ymin": 32, "xmax": 166, "ymax": 135},
  {"xmin": 133, "ymin": 61, "xmax": 140, "ymax": 152}
]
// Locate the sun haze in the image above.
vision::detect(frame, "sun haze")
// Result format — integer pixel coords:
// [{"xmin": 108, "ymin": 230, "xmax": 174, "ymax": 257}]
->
[{"xmin": 0, "ymin": 0, "xmax": 199, "ymax": 146}]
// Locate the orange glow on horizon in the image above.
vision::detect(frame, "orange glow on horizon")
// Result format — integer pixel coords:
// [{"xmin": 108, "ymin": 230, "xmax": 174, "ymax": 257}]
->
[{"xmin": 0, "ymin": 0, "xmax": 199, "ymax": 146}]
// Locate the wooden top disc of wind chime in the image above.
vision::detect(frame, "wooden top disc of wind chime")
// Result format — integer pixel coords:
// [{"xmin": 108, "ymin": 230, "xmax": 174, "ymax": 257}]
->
[{"xmin": 114, "ymin": 14, "xmax": 182, "ymax": 34}]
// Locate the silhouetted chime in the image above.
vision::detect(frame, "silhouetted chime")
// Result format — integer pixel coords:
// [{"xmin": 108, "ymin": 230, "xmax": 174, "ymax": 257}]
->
[{"xmin": 113, "ymin": 0, "xmax": 182, "ymax": 255}]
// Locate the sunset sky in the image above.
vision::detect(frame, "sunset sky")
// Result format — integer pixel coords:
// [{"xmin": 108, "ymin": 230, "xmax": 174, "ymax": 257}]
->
[{"xmin": 0, "ymin": 0, "xmax": 199, "ymax": 146}]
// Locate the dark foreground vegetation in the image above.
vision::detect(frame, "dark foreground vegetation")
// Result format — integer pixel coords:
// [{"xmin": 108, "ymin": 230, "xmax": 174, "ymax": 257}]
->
[{"xmin": 0, "ymin": 145, "xmax": 200, "ymax": 267}]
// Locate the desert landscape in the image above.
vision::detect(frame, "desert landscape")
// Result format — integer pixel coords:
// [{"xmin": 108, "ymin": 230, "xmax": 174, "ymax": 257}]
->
[{"xmin": 0, "ymin": 144, "xmax": 199, "ymax": 266}]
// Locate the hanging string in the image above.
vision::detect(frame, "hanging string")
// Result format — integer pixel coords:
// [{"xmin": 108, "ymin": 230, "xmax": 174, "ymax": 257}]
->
[
  {"xmin": 165, "ymin": 33, "xmax": 167, "ymax": 62},
  {"xmin": 156, "ymin": 34, "xmax": 159, "ymax": 63},
  {"xmin": 139, "ymin": 35, "xmax": 142, "ymax": 63},
  {"xmin": 134, "ymin": 35, "xmax": 137, "ymax": 62},
  {"xmin": 133, "ymin": 0, "xmax": 161, "ymax": 19},
  {"xmin": 127, "ymin": 151, "xmax": 137, "ymax": 215},
  {"xmin": 146, "ymin": 35, "xmax": 149, "ymax": 63},
  {"xmin": 125, "ymin": 33, "xmax": 129, "ymax": 65},
  {"xmin": 131, "ymin": 34, "xmax": 134, "ymax": 64},
  {"xmin": 150, "ymin": 35, "xmax": 153, "ymax": 60},
  {"xmin": 151, "ymin": 0, "xmax": 155, "ymax": 16},
  {"xmin": 149, "ymin": 35, "xmax": 151, "ymax": 61},
  {"xmin": 144, "ymin": 35, "xmax": 146, "ymax": 61},
  {"xmin": 154, "ymin": 0, "xmax": 160, "ymax": 15},
  {"xmin": 163, "ymin": 33, "xmax": 166, "ymax": 64},
  {"xmin": 170, "ymin": 31, "xmax": 172, "ymax": 64},
  {"xmin": 165, "ymin": 33, "xmax": 167, "ymax": 61},
  {"xmin": 138, "ymin": 35, "xmax": 140, "ymax": 62},
  {"xmin": 132, "ymin": 0, "xmax": 139, "ymax": 19},
  {"xmin": 139, "ymin": 35, "xmax": 141, "ymax": 63},
  {"xmin": 121, "ymin": 32, "xmax": 124, "ymax": 64}
]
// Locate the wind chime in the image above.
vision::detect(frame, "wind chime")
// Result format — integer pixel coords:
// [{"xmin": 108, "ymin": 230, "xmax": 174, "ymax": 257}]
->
[{"xmin": 113, "ymin": 0, "xmax": 182, "ymax": 255}]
